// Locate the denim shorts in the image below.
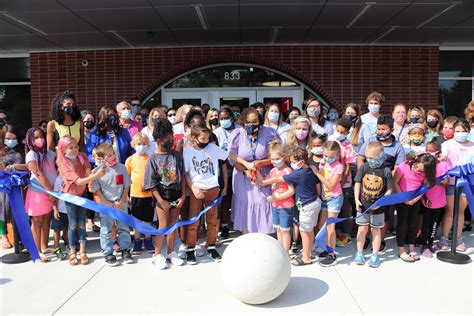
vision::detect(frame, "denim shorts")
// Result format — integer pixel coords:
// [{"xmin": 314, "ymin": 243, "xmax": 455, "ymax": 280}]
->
[
  {"xmin": 51, "ymin": 212, "xmax": 69, "ymax": 231},
  {"xmin": 355, "ymin": 212, "xmax": 385, "ymax": 228},
  {"xmin": 446, "ymin": 185, "xmax": 465, "ymax": 197},
  {"xmin": 321, "ymin": 195, "xmax": 344, "ymax": 213},
  {"xmin": 298, "ymin": 198, "xmax": 322, "ymax": 232},
  {"xmin": 272, "ymin": 207, "xmax": 293, "ymax": 231}
]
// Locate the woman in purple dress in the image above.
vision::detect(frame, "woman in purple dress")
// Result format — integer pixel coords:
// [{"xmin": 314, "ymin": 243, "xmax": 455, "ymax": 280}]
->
[{"xmin": 228, "ymin": 108, "xmax": 280, "ymax": 233}]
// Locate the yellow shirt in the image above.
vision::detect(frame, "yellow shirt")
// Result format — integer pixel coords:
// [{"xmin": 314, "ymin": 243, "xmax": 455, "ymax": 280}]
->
[
  {"xmin": 54, "ymin": 120, "xmax": 82, "ymax": 143},
  {"xmin": 125, "ymin": 153, "xmax": 152, "ymax": 198}
]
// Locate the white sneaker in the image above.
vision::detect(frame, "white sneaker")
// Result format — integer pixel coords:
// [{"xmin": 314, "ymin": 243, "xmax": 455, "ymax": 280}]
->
[
  {"xmin": 152, "ymin": 254, "xmax": 167, "ymax": 270},
  {"xmin": 178, "ymin": 244, "xmax": 187, "ymax": 259},
  {"xmin": 167, "ymin": 251, "xmax": 184, "ymax": 266},
  {"xmin": 195, "ymin": 244, "xmax": 206, "ymax": 257}
]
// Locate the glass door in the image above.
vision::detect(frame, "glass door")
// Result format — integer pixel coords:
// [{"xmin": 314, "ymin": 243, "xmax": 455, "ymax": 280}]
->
[
  {"xmin": 257, "ymin": 89, "xmax": 302, "ymax": 113},
  {"xmin": 163, "ymin": 91, "xmax": 209, "ymax": 109},
  {"xmin": 211, "ymin": 90, "xmax": 256, "ymax": 111}
]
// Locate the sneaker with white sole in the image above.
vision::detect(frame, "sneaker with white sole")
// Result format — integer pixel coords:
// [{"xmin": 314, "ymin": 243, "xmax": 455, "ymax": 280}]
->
[
  {"xmin": 456, "ymin": 239, "xmax": 466, "ymax": 253},
  {"xmin": 207, "ymin": 247, "xmax": 222, "ymax": 262},
  {"xmin": 167, "ymin": 251, "xmax": 184, "ymax": 266},
  {"xmin": 152, "ymin": 254, "xmax": 168, "ymax": 269},
  {"xmin": 178, "ymin": 243, "xmax": 187, "ymax": 259},
  {"xmin": 195, "ymin": 244, "xmax": 206, "ymax": 257},
  {"xmin": 186, "ymin": 249, "xmax": 197, "ymax": 265}
]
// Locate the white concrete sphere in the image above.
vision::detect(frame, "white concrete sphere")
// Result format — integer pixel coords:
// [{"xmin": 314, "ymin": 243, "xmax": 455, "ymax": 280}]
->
[{"xmin": 220, "ymin": 233, "xmax": 291, "ymax": 305}]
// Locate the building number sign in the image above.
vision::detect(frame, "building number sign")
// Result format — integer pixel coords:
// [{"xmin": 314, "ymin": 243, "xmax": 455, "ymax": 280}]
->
[{"xmin": 224, "ymin": 70, "xmax": 241, "ymax": 81}]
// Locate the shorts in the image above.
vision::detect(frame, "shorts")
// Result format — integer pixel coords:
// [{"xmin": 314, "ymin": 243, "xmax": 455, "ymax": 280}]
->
[
  {"xmin": 446, "ymin": 185, "xmax": 465, "ymax": 197},
  {"xmin": 51, "ymin": 212, "xmax": 69, "ymax": 231},
  {"xmin": 321, "ymin": 195, "xmax": 344, "ymax": 213},
  {"xmin": 298, "ymin": 198, "xmax": 322, "ymax": 232},
  {"xmin": 131, "ymin": 197, "xmax": 154, "ymax": 222},
  {"xmin": 355, "ymin": 211, "xmax": 385, "ymax": 228},
  {"xmin": 272, "ymin": 207, "xmax": 293, "ymax": 231}
]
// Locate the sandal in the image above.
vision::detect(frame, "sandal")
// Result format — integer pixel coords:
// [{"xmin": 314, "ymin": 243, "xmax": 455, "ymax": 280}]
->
[
  {"xmin": 409, "ymin": 251, "xmax": 420, "ymax": 261},
  {"xmin": 39, "ymin": 253, "xmax": 49, "ymax": 263},
  {"xmin": 41, "ymin": 248, "xmax": 54, "ymax": 255},
  {"xmin": 399, "ymin": 252, "xmax": 415, "ymax": 263},
  {"xmin": 80, "ymin": 253, "xmax": 89, "ymax": 265},
  {"xmin": 1, "ymin": 237, "xmax": 12, "ymax": 249},
  {"xmin": 69, "ymin": 253, "xmax": 78, "ymax": 266},
  {"xmin": 291, "ymin": 257, "xmax": 313, "ymax": 266}
]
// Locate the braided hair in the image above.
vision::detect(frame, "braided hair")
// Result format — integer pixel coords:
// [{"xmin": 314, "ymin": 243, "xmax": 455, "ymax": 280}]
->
[{"xmin": 25, "ymin": 127, "xmax": 47, "ymax": 169}]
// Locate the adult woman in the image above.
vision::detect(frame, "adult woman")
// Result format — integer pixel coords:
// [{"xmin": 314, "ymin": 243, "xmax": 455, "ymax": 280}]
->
[
  {"xmin": 167, "ymin": 108, "xmax": 177, "ymax": 126},
  {"xmin": 228, "ymin": 108, "xmax": 280, "ymax": 234},
  {"xmin": 464, "ymin": 100, "xmax": 474, "ymax": 141},
  {"xmin": 141, "ymin": 108, "xmax": 166, "ymax": 153},
  {"xmin": 173, "ymin": 104, "xmax": 193, "ymax": 136},
  {"xmin": 206, "ymin": 108, "xmax": 220, "ymax": 132},
  {"xmin": 286, "ymin": 107, "xmax": 301, "ymax": 125},
  {"xmin": 213, "ymin": 106, "xmax": 239, "ymax": 151},
  {"xmin": 305, "ymin": 98, "xmax": 335, "ymax": 136},
  {"xmin": 47, "ymin": 90, "xmax": 84, "ymax": 151},
  {"xmin": 82, "ymin": 111, "xmax": 96, "ymax": 145},
  {"xmin": 425, "ymin": 109, "xmax": 444, "ymax": 143},
  {"xmin": 285, "ymin": 116, "xmax": 313, "ymax": 152},
  {"xmin": 264, "ymin": 103, "xmax": 291, "ymax": 141},
  {"xmin": 392, "ymin": 103, "xmax": 410, "ymax": 145},
  {"xmin": 343, "ymin": 103, "xmax": 363, "ymax": 153},
  {"xmin": 85, "ymin": 105, "xmax": 134, "ymax": 165}
]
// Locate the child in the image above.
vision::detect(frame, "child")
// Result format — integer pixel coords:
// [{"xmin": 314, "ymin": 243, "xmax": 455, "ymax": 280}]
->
[
  {"xmin": 312, "ymin": 141, "xmax": 344, "ymax": 267},
  {"xmin": 24, "ymin": 127, "xmax": 57, "ymax": 262},
  {"xmin": 425, "ymin": 109, "xmax": 444, "ymax": 143},
  {"xmin": 57, "ymin": 136, "xmax": 104, "ymax": 265},
  {"xmin": 125, "ymin": 132, "xmax": 154, "ymax": 255},
  {"xmin": 144, "ymin": 118, "xmax": 186, "ymax": 269},
  {"xmin": 259, "ymin": 147, "xmax": 321, "ymax": 266},
  {"xmin": 91, "ymin": 142, "xmax": 133, "ymax": 267},
  {"xmin": 51, "ymin": 175, "xmax": 69, "ymax": 260},
  {"xmin": 403, "ymin": 123, "xmax": 426, "ymax": 156},
  {"xmin": 184, "ymin": 124, "xmax": 247, "ymax": 264},
  {"xmin": 439, "ymin": 118, "xmax": 474, "ymax": 252},
  {"xmin": 441, "ymin": 116, "xmax": 457, "ymax": 141},
  {"xmin": 264, "ymin": 140, "xmax": 295, "ymax": 251},
  {"xmin": 420, "ymin": 141, "xmax": 449, "ymax": 257},
  {"xmin": 308, "ymin": 134, "xmax": 326, "ymax": 170},
  {"xmin": 353, "ymin": 142, "xmax": 394, "ymax": 268},
  {"xmin": 393, "ymin": 153, "xmax": 437, "ymax": 262}
]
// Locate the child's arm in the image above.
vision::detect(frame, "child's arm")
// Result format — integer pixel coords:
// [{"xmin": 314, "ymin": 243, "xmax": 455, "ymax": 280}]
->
[
  {"xmin": 392, "ymin": 170, "xmax": 402, "ymax": 193},
  {"xmin": 316, "ymin": 182, "xmax": 321, "ymax": 197},
  {"xmin": 150, "ymin": 188, "xmax": 171, "ymax": 211},
  {"xmin": 185, "ymin": 173, "xmax": 205, "ymax": 199},
  {"xmin": 340, "ymin": 163, "xmax": 350, "ymax": 186},
  {"xmin": 93, "ymin": 189, "xmax": 114, "ymax": 208},
  {"xmin": 258, "ymin": 174, "xmax": 285, "ymax": 186},
  {"xmin": 52, "ymin": 204, "xmax": 60, "ymax": 220},
  {"xmin": 114, "ymin": 187, "xmax": 129, "ymax": 209},
  {"xmin": 175, "ymin": 174, "xmax": 187, "ymax": 209},
  {"xmin": 73, "ymin": 163, "xmax": 106, "ymax": 186},
  {"xmin": 354, "ymin": 182, "xmax": 362, "ymax": 211},
  {"xmin": 27, "ymin": 160, "xmax": 53, "ymax": 191},
  {"xmin": 222, "ymin": 163, "xmax": 229, "ymax": 196},
  {"xmin": 314, "ymin": 167, "xmax": 341, "ymax": 191},
  {"xmin": 356, "ymin": 155, "xmax": 365, "ymax": 171},
  {"xmin": 268, "ymin": 184, "xmax": 295, "ymax": 202}
]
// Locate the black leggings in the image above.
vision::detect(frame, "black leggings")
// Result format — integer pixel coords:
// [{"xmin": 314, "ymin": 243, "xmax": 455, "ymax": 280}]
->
[
  {"xmin": 420, "ymin": 205, "xmax": 443, "ymax": 248},
  {"xmin": 396, "ymin": 201, "xmax": 420, "ymax": 247}
]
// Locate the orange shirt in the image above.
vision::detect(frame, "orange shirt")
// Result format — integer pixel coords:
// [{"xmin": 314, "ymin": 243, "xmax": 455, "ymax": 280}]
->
[{"xmin": 125, "ymin": 153, "xmax": 152, "ymax": 198}]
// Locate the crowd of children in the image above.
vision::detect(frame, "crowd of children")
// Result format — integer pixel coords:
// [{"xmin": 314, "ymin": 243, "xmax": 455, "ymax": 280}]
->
[{"xmin": 0, "ymin": 90, "xmax": 473, "ymax": 269}]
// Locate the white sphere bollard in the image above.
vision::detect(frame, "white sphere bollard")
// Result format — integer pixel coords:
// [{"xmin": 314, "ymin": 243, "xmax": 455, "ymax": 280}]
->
[{"xmin": 220, "ymin": 233, "xmax": 291, "ymax": 305}]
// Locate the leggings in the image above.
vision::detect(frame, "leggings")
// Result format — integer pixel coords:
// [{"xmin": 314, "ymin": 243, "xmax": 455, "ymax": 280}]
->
[
  {"xmin": 420, "ymin": 205, "xmax": 443, "ymax": 248},
  {"xmin": 396, "ymin": 201, "xmax": 420, "ymax": 247}
]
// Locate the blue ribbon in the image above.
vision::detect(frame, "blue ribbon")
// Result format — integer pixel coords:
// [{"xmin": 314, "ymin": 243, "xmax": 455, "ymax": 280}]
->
[
  {"xmin": 0, "ymin": 172, "xmax": 40, "ymax": 262},
  {"xmin": 315, "ymin": 163, "xmax": 474, "ymax": 255}
]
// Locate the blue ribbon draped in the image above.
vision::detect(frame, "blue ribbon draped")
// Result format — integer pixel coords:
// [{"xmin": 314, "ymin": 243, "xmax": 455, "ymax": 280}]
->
[{"xmin": 315, "ymin": 163, "xmax": 474, "ymax": 255}]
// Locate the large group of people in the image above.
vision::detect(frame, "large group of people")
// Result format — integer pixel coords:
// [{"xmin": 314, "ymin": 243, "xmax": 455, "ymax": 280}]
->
[{"xmin": 0, "ymin": 90, "xmax": 473, "ymax": 269}]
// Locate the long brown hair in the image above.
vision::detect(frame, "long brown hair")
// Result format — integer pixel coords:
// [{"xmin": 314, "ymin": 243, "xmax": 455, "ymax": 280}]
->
[
  {"xmin": 344, "ymin": 103, "xmax": 361, "ymax": 146},
  {"xmin": 407, "ymin": 153, "xmax": 437, "ymax": 188}
]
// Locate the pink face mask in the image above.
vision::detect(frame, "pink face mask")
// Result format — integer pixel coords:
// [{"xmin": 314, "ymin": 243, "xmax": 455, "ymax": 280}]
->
[
  {"xmin": 34, "ymin": 138, "xmax": 45, "ymax": 149},
  {"xmin": 295, "ymin": 129, "xmax": 308, "ymax": 141}
]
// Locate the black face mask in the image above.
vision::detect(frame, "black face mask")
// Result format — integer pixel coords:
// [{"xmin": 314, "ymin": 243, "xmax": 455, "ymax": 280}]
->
[
  {"xmin": 343, "ymin": 114, "xmax": 357, "ymax": 123},
  {"xmin": 64, "ymin": 106, "xmax": 74, "ymax": 115},
  {"xmin": 245, "ymin": 124, "xmax": 260, "ymax": 136},
  {"xmin": 376, "ymin": 132, "xmax": 391, "ymax": 141},
  {"xmin": 210, "ymin": 118, "xmax": 219, "ymax": 126},
  {"xmin": 107, "ymin": 114, "xmax": 118, "ymax": 127},
  {"xmin": 141, "ymin": 118, "xmax": 148, "ymax": 128},
  {"xmin": 84, "ymin": 121, "xmax": 95, "ymax": 129},
  {"xmin": 427, "ymin": 120, "xmax": 438, "ymax": 128},
  {"xmin": 410, "ymin": 117, "xmax": 420, "ymax": 124},
  {"xmin": 162, "ymin": 139, "xmax": 174, "ymax": 151},
  {"xmin": 0, "ymin": 118, "xmax": 6, "ymax": 128},
  {"xmin": 196, "ymin": 140, "xmax": 209, "ymax": 149}
]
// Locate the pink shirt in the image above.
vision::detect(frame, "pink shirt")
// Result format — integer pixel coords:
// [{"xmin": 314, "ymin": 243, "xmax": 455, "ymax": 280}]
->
[
  {"xmin": 269, "ymin": 166, "xmax": 295, "ymax": 208},
  {"xmin": 57, "ymin": 152, "xmax": 91, "ymax": 196},
  {"xmin": 121, "ymin": 119, "xmax": 142, "ymax": 138},
  {"xmin": 328, "ymin": 138, "xmax": 356, "ymax": 188},
  {"xmin": 423, "ymin": 161, "xmax": 449, "ymax": 209},
  {"xmin": 441, "ymin": 139, "xmax": 474, "ymax": 184},
  {"xmin": 320, "ymin": 160, "xmax": 343, "ymax": 200},
  {"xmin": 395, "ymin": 161, "xmax": 425, "ymax": 192}
]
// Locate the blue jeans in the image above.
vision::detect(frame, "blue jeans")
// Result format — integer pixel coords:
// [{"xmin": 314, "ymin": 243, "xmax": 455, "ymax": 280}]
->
[
  {"xmin": 271, "ymin": 207, "xmax": 293, "ymax": 231},
  {"xmin": 65, "ymin": 201, "xmax": 87, "ymax": 248},
  {"xmin": 100, "ymin": 215, "xmax": 131, "ymax": 256}
]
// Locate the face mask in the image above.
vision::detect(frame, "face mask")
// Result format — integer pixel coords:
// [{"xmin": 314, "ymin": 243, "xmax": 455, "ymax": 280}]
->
[
  {"xmin": 328, "ymin": 112, "xmax": 338, "ymax": 121},
  {"xmin": 429, "ymin": 151, "xmax": 440, "ymax": 157},
  {"xmin": 454, "ymin": 132, "xmax": 468, "ymax": 143},
  {"xmin": 295, "ymin": 129, "xmax": 308, "ymax": 141},
  {"xmin": 63, "ymin": 106, "xmax": 74, "ymax": 115},
  {"xmin": 334, "ymin": 132, "xmax": 347, "ymax": 142},
  {"xmin": 84, "ymin": 120, "xmax": 95, "ymax": 129},
  {"xmin": 107, "ymin": 159, "xmax": 118, "ymax": 167},
  {"xmin": 367, "ymin": 152, "xmax": 385, "ymax": 169},
  {"xmin": 107, "ymin": 115, "xmax": 118, "ymax": 127},
  {"xmin": 131, "ymin": 105, "xmax": 140, "ymax": 115},
  {"xmin": 376, "ymin": 132, "xmax": 391, "ymax": 141},
  {"xmin": 410, "ymin": 117, "xmax": 420, "ymax": 124},
  {"xmin": 368, "ymin": 104, "xmax": 380, "ymax": 113},
  {"xmin": 268, "ymin": 112, "xmax": 279, "ymax": 123},
  {"xmin": 323, "ymin": 156, "xmax": 337, "ymax": 164},
  {"xmin": 95, "ymin": 160, "xmax": 104, "ymax": 168},
  {"xmin": 233, "ymin": 111, "xmax": 240, "ymax": 119},
  {"xmin": 220, "ymin": 119, "xmax": 232, "ymax": 129},
  {"xmin": 289, "ymin": 113, "xmax": 299, "ymax": 120},
  {"xmin": 121, "ymin": 109, "xmax": 131, "ymax": 120},
  {"xmin": 311, "ymin": 147, "xmax": 324, "ymax": 156},
  {"xmin": 290, "ymin": 161, "xmax": 302, "ymax": 170},
  {"xmin": 0, "ymin": 119, "xmax": 6, "ymax": 128},
  {"xmin": 5, "ymin": 139, "xmax": 18, "ymax": 148},
  {"xmin": 34, "ymin": 138, "xmax": 45, "ymax": 149},
  {"xmin": 141, "ymin": 119, "xmax": 148, "ymax": 128},
  {"xmin": 163, "ymin": 139, "xmax": 174, "ymax": 151},
  {"xmin": 271, "ymin": 158, "xmax": 284, "ymax": 168},
  {"xmin": 343, "ymin": 114, "xmax": 357, "ymax": 123},
  {"xmin": 245, "ymin": 124, "xmax": 260, "ymax": 136},
  {"xmin": 307, "ymin": 107, "xmax": 320, "ymax": 117},
  {"xmin": 210, "ymin": 118, "xmax": 219, "ymax": 126},
  {"xmin": 196, "ymin": 140, "xmax": 208, "ymax": 149},
  {"xmin": 410, "ymin": 135, "xmax": 424, "ymax": 145},
  {"xmin": 442, "ymin": 129, "xmax": 454, "ymax": 139},
  {"xmin": 168, "ymin": 116, "xmax": 176, "ymax": 125},
  {"xmin": 427, "ymin": 120, "xmax": 438, "ymax": 128},
  {"xmin": 65, "ymin": 153, "xmax": 77, "ymax": 159},
  {"xmin": 135, "ymin": 145, "xmax": 147, "ymax": 154}
]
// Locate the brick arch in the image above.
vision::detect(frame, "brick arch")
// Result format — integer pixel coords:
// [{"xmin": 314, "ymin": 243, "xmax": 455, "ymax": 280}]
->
[{"xmin": 138, "ymin": 56, "xmax": 340, "ymax": 110}]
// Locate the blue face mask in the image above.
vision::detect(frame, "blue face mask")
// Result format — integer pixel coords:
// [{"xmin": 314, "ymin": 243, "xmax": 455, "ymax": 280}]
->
[
  {"xmin": 65, "ymin": 153, "xmax": 77, "ymax": 159},
  {"xmin": 367, "ymin": 152, "xmax": 385, "ymax": 168},
  {"xmin": 323, "ymin": 156, "xmax": 337, "ymax": 164},
  {"xmin": 334, "ymin": 132, "xmax": 347, "ymax": 142},
  {"xmin": 368, "ymin": 104, "xmax": 380, "ymax": 113},
  {"xmin": 135, "ymin": 145, "xmax": 147, "ymax": 154},
  {"xmin": 328, "ymin": 112, "xmax": 339, "ymax": 121},
  {"xmin": 5, "ymin": 139, "xmax": 18, "ymax": 148},
  {"xmin": 220, "ymin": 119, "xmax": 232, "ymax": 129},
  {"xmin": 454, "ymin": 132, "xmax": 468, "ymax": 143},
  {"xmin": 268, "ymin": 112, "xmax": 279, "ymax": 123},
  {"xmin": 271, "ymin": 158, "xmax": 284, "ymax": 168},
  {"xmin": 343, "ymin": 114, "xmax": 357, "ymax": 123},
  {"xmin": 245, "ymin": 124, "xmax": 260, "ymax": 136}
]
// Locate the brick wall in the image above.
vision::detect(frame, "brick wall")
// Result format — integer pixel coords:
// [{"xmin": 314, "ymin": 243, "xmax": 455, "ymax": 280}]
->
[{"xmin": 30, "ymin": 45, "xmax": 439, "ymax": 123}]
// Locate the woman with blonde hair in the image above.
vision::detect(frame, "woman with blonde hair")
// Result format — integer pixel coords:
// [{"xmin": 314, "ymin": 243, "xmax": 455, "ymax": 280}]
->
[
  {"xmin": 206, "ymin": 108, "xmax": 220, "ymax": 132},
  {"xmin": 407, "ymin": 106, "xmax": 426, "ymax": 125},
  {"xmin": 141, "ymin": 107, "xmax": 166, "ymax": 153},
  {"xmin": 425, "ymin": 109, "xmax": 444, "ymax": 143},
  {"xmin": 464, "ymin": 100, "xmax": 474, "ymax": 141},
  {"xmin": 285, "ymin": 116, "xmax": 313, "ymax": 152}
]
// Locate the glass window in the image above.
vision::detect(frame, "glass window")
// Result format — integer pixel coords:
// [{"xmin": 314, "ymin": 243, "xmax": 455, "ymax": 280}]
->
[
  {"xmin": 439, "ymin": 51, "xmax": 473, "ymax": 78},
  {"xmin": 0, "ymin": 58, "xmax": 30, "ymax": 82},
  {"xmin": 143, "ymin": 93, "xmax": 162, "ymax": 109},
  {"xmin": 438, "ymin": 79, "xmax": 472, "ymax": 118},
  {"xmin": 220, "ymin": 97, "xmax": 249, "ymax": 110},
  {"xmin": 0, "ymin": 85, "xmax": 32, "ymax": 133}
]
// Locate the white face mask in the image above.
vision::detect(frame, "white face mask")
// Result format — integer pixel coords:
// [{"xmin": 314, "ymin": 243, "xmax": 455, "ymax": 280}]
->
[
  {"xmin": 311, "ymin": 147, "xmax": 323, "ymax": 156},
  {"xmin": 121, "ymin": 109, "xmax": 131, "ymax": 120},
  {"xmin": 290, "ymin": 161, "xmax": 302, "ymax": 170},
  {"xmin": 168, "ymin": 116, "xmax": 177, "ymax": 125}
]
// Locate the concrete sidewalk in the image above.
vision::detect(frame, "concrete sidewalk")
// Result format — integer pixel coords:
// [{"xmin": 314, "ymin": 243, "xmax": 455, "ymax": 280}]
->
[{"xmin": 1, "ymin": 230, "xmax": 473, "ymax": 315}]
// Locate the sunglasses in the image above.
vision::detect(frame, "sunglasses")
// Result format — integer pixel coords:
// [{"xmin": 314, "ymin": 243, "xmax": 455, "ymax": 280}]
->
[{"xmin": 168, "ymin": 113, "xmax": 176, "ymax": 117}]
